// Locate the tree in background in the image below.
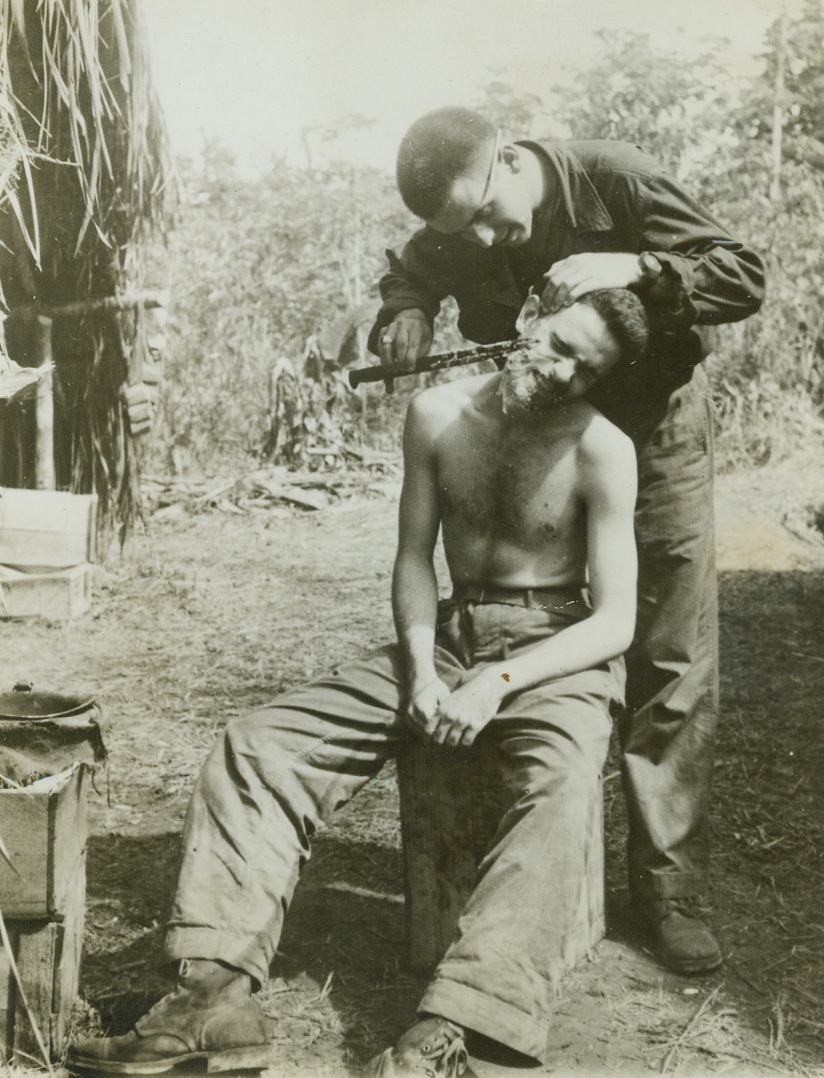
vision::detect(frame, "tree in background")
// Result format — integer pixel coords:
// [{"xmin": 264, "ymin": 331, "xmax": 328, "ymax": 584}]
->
[
  {"xmin": 150, "ymin": 9, "xmax": 824, "ymax": 477},
  {"xmin": 157, "ymin": 144, "xmax": 417, "ymax": 473},
  {"xmin": 479, "ymin": 20, "xmax": 824, "ymax": 469},
  {"xmin": 553, "ymin": 29, "xmax": 736, "ymax": 179},
  {"xmin": 474, "ymin": 75, "xmax": 548, "ymax": 141},
  {"xmin": 709, "ymin": 1, "xmax": 824, "ymax": 466},
  {"xmin": 475, "ymin": 32, "xmax": 736, "ymax": 177},
  {"xmin": 741, "ymin": 0, "xmax": 824, "ymax": 169}
]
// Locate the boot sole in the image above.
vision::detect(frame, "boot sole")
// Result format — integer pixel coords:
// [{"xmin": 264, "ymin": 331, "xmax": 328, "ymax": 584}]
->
[
  {"xmin": 659, "ymin": 951, "xmax": 724, "ymax": 975},
  {"xmin": 67, "ymin": 1044, "xmax": 273, "ymax": 1075}
]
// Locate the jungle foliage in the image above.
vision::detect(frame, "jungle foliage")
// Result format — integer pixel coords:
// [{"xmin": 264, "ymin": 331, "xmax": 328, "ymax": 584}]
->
[{"xmin": 151, "ymin": 3, "xmax": 824, "ymax": 476}]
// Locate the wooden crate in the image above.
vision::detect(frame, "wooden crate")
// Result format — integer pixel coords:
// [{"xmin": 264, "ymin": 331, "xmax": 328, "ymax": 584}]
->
[
  {"xmin": 0, "ymin": 487, "xmax": 97, "ymax": 570},
  {"xmin": 0, "ymin": 563, "xmax": 92, "ymax": 620},
  {"xmin": 397, "ymin": 738, "xmax": 605, "ymax": 977},
  {"xmin": 0, "ymin": 765, "xmax": 89, "ymax": 919},
  {"xmin": 0, "ymin": 860, "xmax": 86, "ymax": 1064}
]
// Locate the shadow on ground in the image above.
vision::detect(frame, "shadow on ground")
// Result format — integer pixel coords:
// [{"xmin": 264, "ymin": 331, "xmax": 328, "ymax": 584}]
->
[
  {"xmin": 75, "ymin": 564, "xmax": 824, "ymax": 1073},
  {"xmin": 711, "ymin": 569, "xmax": 824, "ymax": 1059},
  {"xmin": 82, "ymin": 828, "xmax": 422, "ymax": 1067}
]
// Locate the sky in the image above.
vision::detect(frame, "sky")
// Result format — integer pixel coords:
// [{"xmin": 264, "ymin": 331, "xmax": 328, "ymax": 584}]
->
[{"xmin": 141, "ymin": 0, "xmax": 788, "ymax": 175}]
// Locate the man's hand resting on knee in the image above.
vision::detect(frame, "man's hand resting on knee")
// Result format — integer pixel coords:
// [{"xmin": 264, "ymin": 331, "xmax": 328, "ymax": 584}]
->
[
  {"xmin": 406, "ymin": 675, "xmax": 450, "ymax": 739},
  {"xmin": 406, "ymin": 670, "xmax": 506, "ymax": 749},
  {"xmin": 430, "ymin": 671, "xmax": 507, "ymax": 748}
]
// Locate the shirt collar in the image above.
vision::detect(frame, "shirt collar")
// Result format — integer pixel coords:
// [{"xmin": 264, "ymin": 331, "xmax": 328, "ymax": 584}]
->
[{"xmin": 518, "ymin": 140, "xmax": 613, "ymax": 233}]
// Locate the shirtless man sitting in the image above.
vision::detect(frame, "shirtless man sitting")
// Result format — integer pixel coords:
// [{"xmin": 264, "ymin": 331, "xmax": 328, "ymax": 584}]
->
[{"xmin": 69, "ymin": 287, "xmax": 645, "ymax": 1077}]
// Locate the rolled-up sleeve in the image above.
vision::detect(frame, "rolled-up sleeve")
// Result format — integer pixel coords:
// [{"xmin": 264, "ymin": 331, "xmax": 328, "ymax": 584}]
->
[
  {"xmin": 637, "ymin": 173, "xmax": 765, "ymax": 325},
  {"xmin": 367, "ymin": 237, "xmax": 448, "ymax": 355}
]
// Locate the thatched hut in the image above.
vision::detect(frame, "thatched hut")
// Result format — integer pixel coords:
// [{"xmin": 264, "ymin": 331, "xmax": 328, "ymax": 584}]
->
[{"xmin": 0, "ymin": 0, "xmax": 170, "ymax": 542}]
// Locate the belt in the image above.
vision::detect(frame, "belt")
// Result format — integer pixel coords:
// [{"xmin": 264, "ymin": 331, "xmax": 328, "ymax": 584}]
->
[{"xmin": 450, "ymin": 582, "xmax": 588, "ymax": 610}]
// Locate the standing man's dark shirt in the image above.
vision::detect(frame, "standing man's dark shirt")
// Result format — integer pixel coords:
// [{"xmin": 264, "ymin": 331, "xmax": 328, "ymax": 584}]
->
[{"xmin": 369, "ymin": 139, "xmax": 764, "ymax": 440}]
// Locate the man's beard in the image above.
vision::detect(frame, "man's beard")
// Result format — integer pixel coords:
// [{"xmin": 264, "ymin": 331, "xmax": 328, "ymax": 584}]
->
[{"xmin": 500, "ymin": 368, "xmax": 566, "ymax": 419}]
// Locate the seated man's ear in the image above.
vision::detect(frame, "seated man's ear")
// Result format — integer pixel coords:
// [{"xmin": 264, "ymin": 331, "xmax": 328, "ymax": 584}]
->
[{"xmin": 516, "ymin": 290, "xmax": 543, "ymax": 336}]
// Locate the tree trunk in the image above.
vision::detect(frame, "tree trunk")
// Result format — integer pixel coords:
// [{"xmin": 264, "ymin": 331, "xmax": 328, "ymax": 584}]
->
[
  {"xmin": 770, "ymin": 8, "xmax": 788, "ymax": 203},
  {"xmin": 33, "ymin": 316, "xmax": 55, "ymax": 490}
]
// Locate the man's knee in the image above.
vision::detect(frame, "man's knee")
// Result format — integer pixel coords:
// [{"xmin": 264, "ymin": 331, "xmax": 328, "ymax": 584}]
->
[
  {"xmin": 224, "ymin": 708, "xmax": 285, "ymax": 754},
  {"xmin": 506, "ymin": 746, "xmax": 600, "ymax": 819},
  {"xmin": 198, "ymin": 707, "xmax": 294, "ymax": 794}
]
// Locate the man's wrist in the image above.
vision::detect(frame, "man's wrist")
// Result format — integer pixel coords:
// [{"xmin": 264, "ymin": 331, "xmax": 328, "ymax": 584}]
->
[
  {"xmin": 395, "ymin": 308, "xmax": 429, "ymax": 325},
  {"xmin": 621, "ymin": 252, "xmax": 645, "ymax": 287},
  {"xmin": 407, "ymin": 661, "xmax": 439, "ymax": 694},
  {"xmin": 474, "ymin": 664, "xmax": 511, "ymax": 702}
]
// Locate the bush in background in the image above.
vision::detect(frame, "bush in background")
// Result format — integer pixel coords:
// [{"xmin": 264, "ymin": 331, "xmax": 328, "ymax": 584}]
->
[{"xmin": 148, "ymin": 6, "xmax": 824, "ymax": 477}]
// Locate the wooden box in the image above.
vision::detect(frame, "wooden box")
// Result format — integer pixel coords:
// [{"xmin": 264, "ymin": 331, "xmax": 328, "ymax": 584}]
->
[
  {"xmin": 397, "ymin": 738, "xmax": 605, "ymax": 976},
  {"xmin": 0, "ymin": 764, "xmax": 89, "ymax": 1062},
  {"xmin": 0, "ymin": 861, "xmax": 86, "ymax": 1064},
  {"xmin": 0, "ymin": 765, "xmax": 89, "ymax": 919},
  {"xmin": 0, "ymin": 487, "xmax": 97, "ymax": 570},
  {"xmin": 0, "ymin": 563, "xmax": 92, "ymax": 620}
]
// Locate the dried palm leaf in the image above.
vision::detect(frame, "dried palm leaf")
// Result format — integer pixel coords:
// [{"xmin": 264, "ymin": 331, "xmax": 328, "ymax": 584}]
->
[{"xmin": 0, "ymin": 0, "xmax": 171, "ymax": 540}]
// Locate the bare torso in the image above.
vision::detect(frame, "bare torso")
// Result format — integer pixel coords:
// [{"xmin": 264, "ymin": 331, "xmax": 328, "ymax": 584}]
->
[{"xmin": 422, "ymin": 373, "xmax": 603, "ymax": 589}]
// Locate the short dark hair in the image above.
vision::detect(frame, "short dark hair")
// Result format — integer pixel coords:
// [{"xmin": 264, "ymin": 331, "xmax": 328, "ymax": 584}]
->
[
  {"xmin": 578, "ymin": 289, "xmax": 649, "ymax": 365},
  {"xmin": 396, "ymin": 107, "xmax": 497, "ymax": 220}
]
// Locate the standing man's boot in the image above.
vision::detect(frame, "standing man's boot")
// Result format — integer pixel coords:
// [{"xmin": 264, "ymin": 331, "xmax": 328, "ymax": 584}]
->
[{"xmin": 647, "ymin": 898, "xmax": 723, "ymax": 974}]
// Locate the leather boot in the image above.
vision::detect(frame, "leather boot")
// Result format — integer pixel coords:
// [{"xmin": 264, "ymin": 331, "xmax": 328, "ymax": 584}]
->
[
  {"xmin": 67, "ymin": 961, "xmax": 273, "ymax": 1074},
  {"xmin": 647, "ymin": 898, "xmax": 723, "ymax": 974},
  {"xmin": 363, "ymin": 1016, "xmax": 476, "ymax": 1077}
]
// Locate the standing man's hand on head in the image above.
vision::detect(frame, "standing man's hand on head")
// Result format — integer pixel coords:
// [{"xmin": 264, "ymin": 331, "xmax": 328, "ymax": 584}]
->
[
  {"xmin": 541, "ymin": 253, "xmax": 645, "ymax": 312},
  {"xmin": 378, "ymin": 309, "xmax": 433, "ymax": 373}
]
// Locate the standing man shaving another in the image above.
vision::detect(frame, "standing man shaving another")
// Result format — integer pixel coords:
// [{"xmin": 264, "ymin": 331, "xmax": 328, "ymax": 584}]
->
[{"xmin": 370, "ymin": 106, "xmax": 765, "ymax": 974}]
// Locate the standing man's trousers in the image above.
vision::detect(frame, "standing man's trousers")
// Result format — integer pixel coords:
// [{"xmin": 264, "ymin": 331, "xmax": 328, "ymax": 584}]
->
[
  {"xmin": 165, "ymin": 593, "xmax": 622, "ymax": 1062},
  {"xmin": 621, "ymin": 363, "xmax": 719, "ymax": 905}
]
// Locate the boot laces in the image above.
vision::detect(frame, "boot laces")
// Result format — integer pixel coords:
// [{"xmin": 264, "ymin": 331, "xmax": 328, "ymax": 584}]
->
[
  {"xmin": 418, "ymin": 1023, "xmax": 468, "ymax": 1078},
  {"xmin": 661, "ymin": 896, "xmax": 710, "ymax": 921}
]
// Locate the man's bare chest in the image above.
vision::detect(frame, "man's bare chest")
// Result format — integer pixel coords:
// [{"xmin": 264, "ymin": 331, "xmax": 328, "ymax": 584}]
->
[{"xmin": 437, "ymin": 426, "xmax": 581, "ymax": 543}]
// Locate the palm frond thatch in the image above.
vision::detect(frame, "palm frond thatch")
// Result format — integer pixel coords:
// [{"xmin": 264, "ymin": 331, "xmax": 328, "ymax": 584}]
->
[{"xmin": 0, "ymin": 0, "xmax": 171, "ymax": 541}]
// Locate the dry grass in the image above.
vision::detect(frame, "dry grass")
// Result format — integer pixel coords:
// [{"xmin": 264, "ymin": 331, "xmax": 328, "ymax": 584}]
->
[{"xmin": 1, "ymin": 461, "xmax": 824, "ymax": 1075}]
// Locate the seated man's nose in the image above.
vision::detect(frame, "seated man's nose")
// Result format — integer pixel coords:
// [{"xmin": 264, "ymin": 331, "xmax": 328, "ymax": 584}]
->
[
  {"xmin": 550, "ymin": 358, "xmax": 576, "ymax": 384},
  {"xmin": 468, "ymin": 222, "xmax": 496, "ymax": 246}
]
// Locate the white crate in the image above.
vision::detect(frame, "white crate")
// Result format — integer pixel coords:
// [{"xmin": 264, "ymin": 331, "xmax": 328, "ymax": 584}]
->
[
  {"xmin": 0, "ymin": 563, "xmax": 92, "ymax": 620},
  {"xmin": 0, "ymin": 487, "xmax": 97, "ymax": 570}
]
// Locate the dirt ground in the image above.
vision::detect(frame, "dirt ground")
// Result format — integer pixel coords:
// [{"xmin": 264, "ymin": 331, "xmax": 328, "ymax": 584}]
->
[{"xmin": 3, "ymin": 450, "xmax": 824, "ymax": 1078}]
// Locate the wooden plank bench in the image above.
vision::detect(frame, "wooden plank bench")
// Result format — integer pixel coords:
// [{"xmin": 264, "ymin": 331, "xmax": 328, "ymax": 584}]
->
[{"xmin": 397, "ymin": 737, "xmax": 605, "ymax": 977}]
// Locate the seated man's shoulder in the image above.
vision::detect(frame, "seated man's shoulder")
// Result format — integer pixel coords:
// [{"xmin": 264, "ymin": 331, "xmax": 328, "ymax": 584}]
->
[
  {"xmin": 575, "ymin": 404, "xmax": 636, "ymax": 470},
  {"xmin": 407, "ymin": 373, "xmax": 493, "ymax": 430}
]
